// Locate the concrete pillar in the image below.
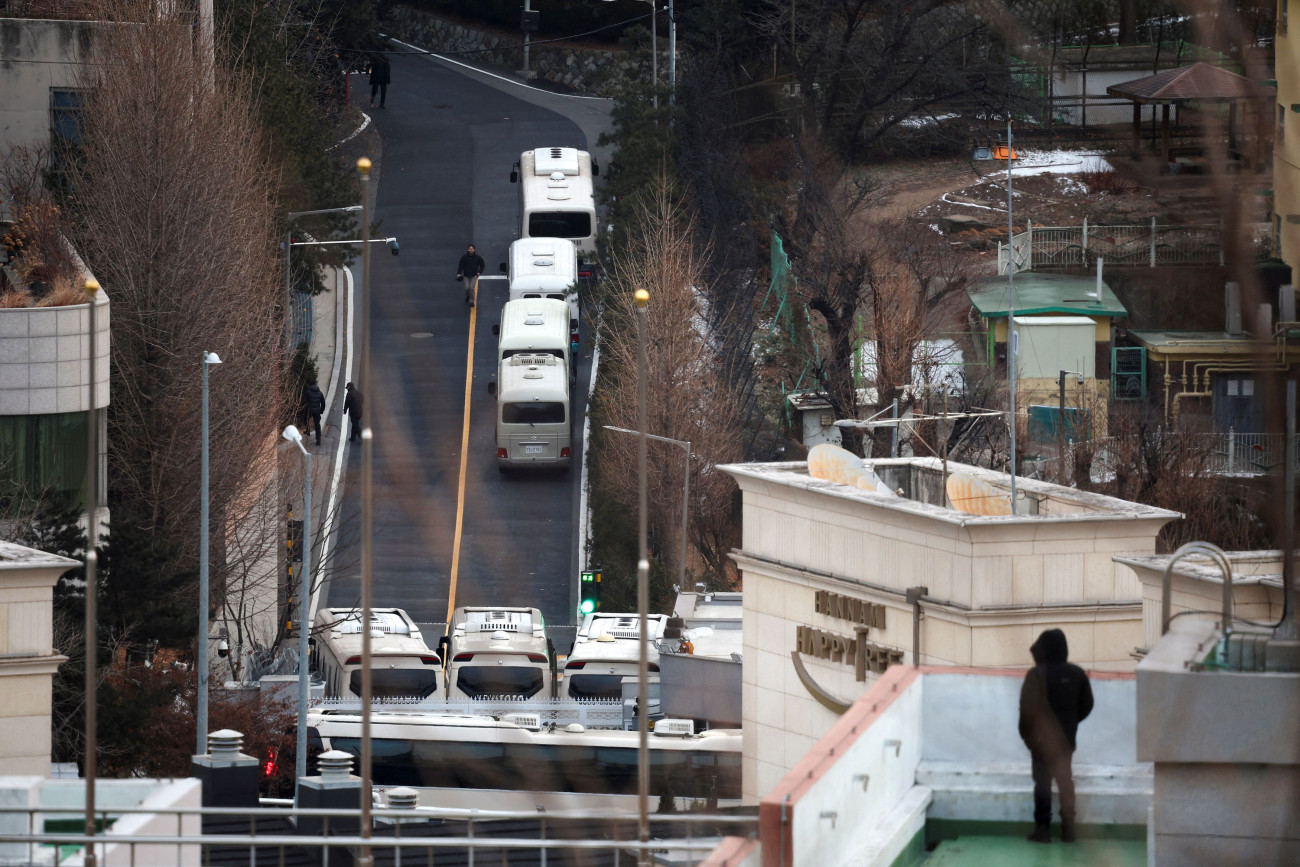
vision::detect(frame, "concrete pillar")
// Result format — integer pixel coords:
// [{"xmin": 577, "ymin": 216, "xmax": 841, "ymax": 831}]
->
[{"xmin": 190, "ymin": 729, "xmax": 260, "ymax": 808}]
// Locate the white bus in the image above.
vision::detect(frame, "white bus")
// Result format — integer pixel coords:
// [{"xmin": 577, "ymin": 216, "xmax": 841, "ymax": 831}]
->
[
  {"xmin": 502, "ymin": 237, "xmax": 580, "ymax": 351},
  {"xmin": 310, "ymin": 608, "xmax": 441, "ymax": 699},
  {"xmin": 489, "ymin": 353, "xmax": 571, "ymax": 471},
  {"xmin": 510, "ymin": 147, "xmax": 599, "ymax": 274},
  {"xmin": 565, "ymin": 613, "xmax": 668, "ymax": 700},
  {"xmin": 306, "ymin": 709, "xmax": 742, "ymax": 811},
  {"xmin": 442, "ymin": 607, "xmax": 556, "ymax": 701},
  {"xmin": 493, "ymin": 297, "xmax": 573, "ymax": 387}
]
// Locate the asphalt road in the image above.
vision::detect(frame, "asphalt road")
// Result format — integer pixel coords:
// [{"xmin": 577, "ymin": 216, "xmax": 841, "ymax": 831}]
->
[{"xmin": 325, "ymin": 48, "xmax": 608, "ymax": 630}]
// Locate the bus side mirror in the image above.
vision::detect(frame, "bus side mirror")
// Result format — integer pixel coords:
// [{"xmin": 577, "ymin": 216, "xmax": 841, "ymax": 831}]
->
[
  {"xmin": 487, "ymin": 381, "xmax": 497, "ymax": 397},
  {"xmin": 510, "ymin": 164, "xmax": 519, "ymax": 183},
  {"xmin": 492, "ymin": 324, "xmax": 500, "ymax": 336},
  {"xmin": 592, "ymin": 160, "xmax": 599, "ymax": 177},
  {"xmin": 499, "ymin": 262, "xmax": 507, "ymax": 274},
  {"xmin": 438, "ymin": 635, "xmax": 451, "ymax": 661}
]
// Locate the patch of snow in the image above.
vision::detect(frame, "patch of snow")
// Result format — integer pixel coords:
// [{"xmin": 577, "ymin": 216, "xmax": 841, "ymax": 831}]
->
[
  {"xmin": 898, "ymin": 112, "xmax": 961, "ymax": 129},
  {"xmin": 990, "ymin": 149, "xmax": 1112, "ymax": 179},
  {"xmin": 929, "ymin": 223, "xmax": 943, "ymax": 234}
]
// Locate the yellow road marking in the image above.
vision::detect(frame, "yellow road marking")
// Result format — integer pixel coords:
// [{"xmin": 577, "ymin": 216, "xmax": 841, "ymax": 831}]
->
[{"xmin": 444, "ymin": 276, "xmax": 477, "ymax": 629}]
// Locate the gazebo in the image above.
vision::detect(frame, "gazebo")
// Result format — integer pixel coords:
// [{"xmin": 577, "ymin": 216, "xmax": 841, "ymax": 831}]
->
[{"xmin": 1106, "ymin": 62, "xmax": 1274, "ymax": 169}]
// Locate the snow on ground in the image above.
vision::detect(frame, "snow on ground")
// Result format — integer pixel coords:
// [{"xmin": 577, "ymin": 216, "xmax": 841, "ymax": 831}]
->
[{"xmin": 992, "ymin": 149, "xmax": 1113, "ymax": 178}]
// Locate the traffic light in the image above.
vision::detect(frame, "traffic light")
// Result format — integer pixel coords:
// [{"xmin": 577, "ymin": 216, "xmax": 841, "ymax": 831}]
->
[{"xmin": 579, "ymin": 569, "xmax": 602, "ymax": 615}]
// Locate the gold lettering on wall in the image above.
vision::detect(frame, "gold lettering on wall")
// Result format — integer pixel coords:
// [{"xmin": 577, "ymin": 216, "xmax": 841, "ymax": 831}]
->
[
  {"xmin": 796, "ymin": 625, "xmax": 903, "ymax": 680},
  {"xmin": 814, "ymin": 590, "xmax": 887, "ymax": 629}
]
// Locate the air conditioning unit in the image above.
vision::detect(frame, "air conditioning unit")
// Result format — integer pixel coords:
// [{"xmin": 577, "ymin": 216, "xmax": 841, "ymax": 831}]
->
[
  {"xmin": 504, "ymin": 713, "xmax": 542, "ymax": 732},
  {"xmin": 653, "ymin": 719, "xmax": 694, "ymax": 737}
]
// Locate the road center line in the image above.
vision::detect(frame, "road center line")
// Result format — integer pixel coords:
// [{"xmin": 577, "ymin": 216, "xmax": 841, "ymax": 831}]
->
[{"xmin": 444, "ymin": 276, "xmax": 478, "ymax": 628}]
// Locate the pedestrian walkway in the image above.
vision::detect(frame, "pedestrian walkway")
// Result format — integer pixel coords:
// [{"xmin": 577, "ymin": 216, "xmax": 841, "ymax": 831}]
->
[{"xmin": 922, "ymin": 834, "xmax": 1145, "ymax": 866}]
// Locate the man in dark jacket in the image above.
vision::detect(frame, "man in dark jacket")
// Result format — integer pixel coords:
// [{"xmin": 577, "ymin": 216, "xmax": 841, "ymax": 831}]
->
[
  {"xmin": 457, "ymin": 244, "xmax": 485, "ymax": 307},
  {"xmin": 303, "ymin": 380, "xmax": 326, "ymax": 446},
  {"xmin": 368, "ymin": 55, "xmax": 390, "ymax": 109},
  {"xmin": 343, "ymin": 382, "xmax": 363, "ymax": 444},
  {"xmin": 1018, "ymin": 628, "xmax": 1093, "ymax": 844}
]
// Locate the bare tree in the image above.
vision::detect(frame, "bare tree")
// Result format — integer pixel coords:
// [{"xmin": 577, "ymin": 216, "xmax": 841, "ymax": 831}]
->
[
  {"xmin": 67, "ymin": 8, "xmax": 285, "ymax": 604},
  {"xmin": 593, "ymin": 177, "xmax": 745, "ymax": 586},
  {"xmin": 775, "ymin": 142, "xmax": 971, "ymax": 456}
]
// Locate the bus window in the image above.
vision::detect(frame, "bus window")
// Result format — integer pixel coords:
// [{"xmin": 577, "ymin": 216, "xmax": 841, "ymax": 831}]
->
[
  {"xmin": 566, "ymin": 673, "xmax": 625, "ymax": 700},
  {"xmin": 528, "ymin": 213, "xmax": 591, "ymax": 239},
  {"xmin": 456, "ymin": 666, "xmax": 545, "ymax": 699},
  {"xmin": 502, "ymin": 402, "xmax": 566, "ymax": 425},
  {"xmin": 351, "ymin": 667, "xmax": 439, "ymax": 699}
]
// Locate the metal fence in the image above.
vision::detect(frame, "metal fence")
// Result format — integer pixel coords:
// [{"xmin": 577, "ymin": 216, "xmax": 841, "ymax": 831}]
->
[
  {"xmin": 1055, "ymin": 431, "xmax": 1298, "ymax": 483},
  {"xmin": 998, "ymin": 219, "xmax": 1226, "ymax": 274},
  {"xmin": 316, "ymin": 696, "xmax": 627, "ymax": 728},
  {"xmin": 290, "ymin": 290, "xmax": 314, "ymax": 352},
  {"xmin": 0, "ymin": 802, "xmax": 756, "ymax": 867}
]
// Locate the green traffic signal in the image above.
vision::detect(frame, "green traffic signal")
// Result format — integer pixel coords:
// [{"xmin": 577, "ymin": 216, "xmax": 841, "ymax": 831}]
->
[{"xmin": 579, "ymin": 568, "xmax": 602, "ymax": 615}]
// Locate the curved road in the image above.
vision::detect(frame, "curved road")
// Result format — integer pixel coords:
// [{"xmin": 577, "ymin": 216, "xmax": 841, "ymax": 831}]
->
[{"xmin": 325, "ymin": 48, "xmax": 611, "ymax": 630}]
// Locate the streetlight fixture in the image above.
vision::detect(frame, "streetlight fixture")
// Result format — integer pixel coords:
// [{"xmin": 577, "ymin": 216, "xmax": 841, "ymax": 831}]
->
[
  {"xmin": 285, "ymin": 205, "xmax": 363, "ymax": 307},
  {"xmin": 633, "ymin": 288, "xmax": 650, "ymax": 866},
  {"xmin": 197, "ymin": 350, "xmax": 222, "ymax": 756},
  {"xmin": 604, "ymin": 425, "xmax": 691, "ymax": 588},
  {"xmin": 603, "ymin": 0, "xmax": 674, "ymax": 110},
  {"xmin": 83, "ymin": 278, "xmax": 100, "ymax": 867},
  {"xmin": 281, "ymin": 425, "xmax": 313, "ymax": 802}
]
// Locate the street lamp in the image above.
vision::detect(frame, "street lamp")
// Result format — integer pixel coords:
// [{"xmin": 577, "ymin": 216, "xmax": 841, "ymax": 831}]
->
[
  {"xmin": 197, "ymin": 350, "xmax": 222, "ymax": 756},
  {"xmin": 83, "ymin": 278, "xmax": 100, "ymax": 867},
  {"xmin": 281, "ymin": 425, "xmax": 312, "ymax": 801},
  {"xmin": 633, "ymin": 288, "xmax": 650, "ymax": 866},
  {"xmin": 603, "ymin": 0, "xmax": 674, "ymax": 109},
  {"xmin": 285, "ymin": 205, "xmax": 363, "ymax": 311},
  {"xmin": 604, "ymin": 425, "xmax": 691, "ymax": 588}
]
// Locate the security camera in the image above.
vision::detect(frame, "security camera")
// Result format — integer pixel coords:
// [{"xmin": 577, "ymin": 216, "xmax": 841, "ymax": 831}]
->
[
  {"xmin": 389, "ymin": 240, "xmax": 400, "ymax": 256},
  {"xmin": 217, "ymin": 639, "xmax": 230, "ymax": 658}
]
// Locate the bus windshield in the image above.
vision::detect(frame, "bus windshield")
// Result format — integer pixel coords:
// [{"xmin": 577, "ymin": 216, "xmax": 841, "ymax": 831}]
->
[
  {"xmin": 566, "ymin": 673, "xmax": 626, "ymax": 700},
  {"xmin": 528, "ymin": 212, "xmax": 591, "ymax": 239},
  {"xmin": 456, "ymin": 666, "xmax": 545, "ymax": 699},
  {"xmin": 502, "ymin": 402, "xmax": 565, "ymax": 425},
  {"xmin": 349, "ymin": 667, "xmax": 439, "ymax": 699}
]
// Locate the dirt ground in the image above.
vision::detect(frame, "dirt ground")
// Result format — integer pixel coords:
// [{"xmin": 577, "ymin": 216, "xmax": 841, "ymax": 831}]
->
[{"xmin": 861, "ymin": 150, "xmax": 1271, "ymax": 274}]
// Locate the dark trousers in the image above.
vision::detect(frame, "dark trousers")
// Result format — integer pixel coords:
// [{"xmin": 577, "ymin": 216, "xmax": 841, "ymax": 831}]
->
[
  {"xmin": 1031, "ymin": 750, "xmax": 1075, "ymax": 827},
  {"xmin": 348, "ymin": 414, "xmax": 361, "ymax": 442},
  {"xmin": 308, "ymin": 411, "xmax": 322, "ymax": 444},
  {"xmin": 370, "ymin": 83, "xmax": 387, "ymax": 107}
]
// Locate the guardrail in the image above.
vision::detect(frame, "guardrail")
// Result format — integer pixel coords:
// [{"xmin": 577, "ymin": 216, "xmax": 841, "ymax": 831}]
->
[
  {"xmin": 316, "ymin": 696, "xmax": 628, "ymax": 727},
  {"xmin": 998, "ymin": 218, "xmax": 1228, "ymax": 274}
]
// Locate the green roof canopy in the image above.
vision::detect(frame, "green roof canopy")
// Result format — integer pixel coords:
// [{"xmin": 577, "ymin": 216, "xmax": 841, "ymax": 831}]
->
[{"xmin": 967, "ymin": 273, "xmax": 1128, "ymax": 318}]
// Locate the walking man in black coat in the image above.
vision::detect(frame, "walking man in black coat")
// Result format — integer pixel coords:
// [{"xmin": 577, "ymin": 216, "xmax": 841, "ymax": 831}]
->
[
  {"xmin": 457, "ymin": 243, "xmax": 485, "ymax": 307},
  {"xmin": 368, "ymin": 55, "xmax": 391, "ymax": 109},
  {"xmin": 1019, "ymin": 628, "xmax": 1093, "ymax": 844},
  {"xmin": 303, "ymin": 380, "xmax": 326, "ymax": 446},
  {"xmin": 343, "ymin": 382, "xmax": 363, "ymax": 443}
]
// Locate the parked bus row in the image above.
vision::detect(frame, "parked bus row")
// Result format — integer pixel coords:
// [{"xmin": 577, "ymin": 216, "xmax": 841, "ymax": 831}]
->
[{"xmin": 484, "ymin": 146, "xmax": 600, "ymax": 473}]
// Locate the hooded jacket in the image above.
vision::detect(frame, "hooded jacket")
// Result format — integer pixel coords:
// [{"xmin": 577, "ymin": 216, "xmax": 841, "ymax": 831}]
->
[
  {"xmin": 1018, "ymin": 628, "xmax": 1094, "ymax": 754},
  {"xmin": 303, "ymin": 383, "xmax": 325, "ymax": 415}
]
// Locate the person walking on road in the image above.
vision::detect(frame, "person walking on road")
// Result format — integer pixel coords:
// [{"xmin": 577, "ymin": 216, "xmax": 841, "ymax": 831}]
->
[
  {"xmin": 1019, "ymin": 628, "xmax": 1094, "ymax": 845},
  {"xmin": 303, "ymin": 379, "xmax": 326, "ymax": 446},
  {"xmin": 343, "ymin": 382, "xmax": 363, "ymax": 444},
  {"xmin": 368, "ymin": 54, "xmax": 391, "ymax": 109},
  {"xmin": 457, "ymin": 243, "xmax": 485, "ymax": 308}
]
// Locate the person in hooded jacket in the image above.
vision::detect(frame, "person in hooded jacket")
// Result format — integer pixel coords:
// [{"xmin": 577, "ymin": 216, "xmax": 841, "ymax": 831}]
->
[
  {"xmin": 302, "ymin": 380, "xmax": 326, "ymax": 446},
  {"xmin": 343, "ymin": 382, "xmax": 363, "ymax": 444},
  {"xmin": 1018, "ymin": 628, "xmax": 1093, "ymax": 844}
]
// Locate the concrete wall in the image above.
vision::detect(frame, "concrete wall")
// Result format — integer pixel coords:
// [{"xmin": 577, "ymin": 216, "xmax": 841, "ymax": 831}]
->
[
  {"xmin": 724, "ymin": 458, "xmax": 1178, "ymax": 801},
  {"xmin": 1138, "ymin": 620, "xmax": 1300, "ymax": 864},
  {"xmin": 0, "ymin": 291, "xmax": 110, "ymax": 415},
  {"xmin": 0, "ymin": 542, "xmax": 78, "ymax": 776},
  {"xmin": 1276, "ymin": 13, "xmax": 1300, "ymax": 273},
  {"xmin": 0, "ymin": 18, "xmax": 97, "ymax": 162}
]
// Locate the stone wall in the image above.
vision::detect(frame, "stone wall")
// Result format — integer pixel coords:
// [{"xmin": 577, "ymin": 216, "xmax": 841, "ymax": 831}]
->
[{"xmin": 381, "ymin": 5, "xmax": 636, "ymax": 96}]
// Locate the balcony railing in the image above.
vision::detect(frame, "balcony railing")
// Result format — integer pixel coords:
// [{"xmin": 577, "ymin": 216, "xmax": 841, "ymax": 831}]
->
[{"xmin": 0, "ymin": 802, "xmax": 756, "ymax": 866}]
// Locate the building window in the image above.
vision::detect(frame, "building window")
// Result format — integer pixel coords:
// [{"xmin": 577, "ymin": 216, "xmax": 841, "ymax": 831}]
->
[
  {"xmin": 1280, "ymin": 103, "xmax": 1287, "ymax": 141},
  {"xmin": 0, "ymin": 410, "xmax": 105, "ymax": 517},
  {"xmin": 49, "ymin": 88, "xmax": 86, "ymax": 179}
]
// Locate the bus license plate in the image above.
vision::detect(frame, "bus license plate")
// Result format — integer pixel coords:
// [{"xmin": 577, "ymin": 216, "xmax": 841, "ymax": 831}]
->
[{"xmin": 525, "ymin": 445, "xmax": 544, "ymax": 455}]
